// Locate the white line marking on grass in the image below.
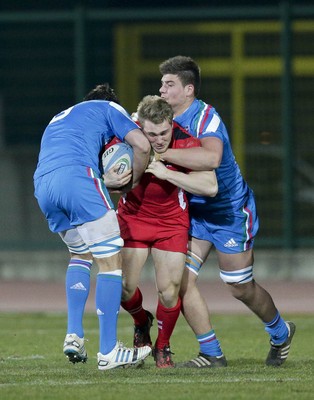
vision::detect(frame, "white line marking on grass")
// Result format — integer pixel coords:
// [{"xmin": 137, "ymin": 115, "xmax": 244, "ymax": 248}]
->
[
  {"xmin": 0, "ymin": 381, "xmax": 94, "ymax": 387},
  {"xmin": 6, "ymin": 355, "xmax": 44, "ymax": 360},
  {"xmin": 0, "ymin": 377, "xmax": 307, "ymax": 387}
]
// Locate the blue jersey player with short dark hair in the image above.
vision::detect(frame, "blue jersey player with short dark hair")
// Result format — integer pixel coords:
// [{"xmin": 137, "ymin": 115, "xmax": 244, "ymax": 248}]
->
[
  {"xmin": 34, "ymin": 83, "xmax": 151, "ymax": 370},
  {"xmin": 159, "ymin": 56, "xmax": 295, "ymax": 368}
]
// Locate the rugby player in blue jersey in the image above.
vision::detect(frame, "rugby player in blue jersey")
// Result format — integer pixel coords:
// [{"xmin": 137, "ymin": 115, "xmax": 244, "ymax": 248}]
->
[
  {"xmin": 157, "ymin": 56, "xmax": 295, "ymax": 367},
  {"xmin": 33, "ymin": 83, "xmax": 151, "ymax": 370}
]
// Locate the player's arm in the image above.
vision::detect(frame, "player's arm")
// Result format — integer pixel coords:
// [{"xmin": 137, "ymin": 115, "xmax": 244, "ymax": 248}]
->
[
  {"xmin": 158, "ymin": 136, "xmax": 223, "ymax": 171},
  {"xmin": 145, "ymin": 161, "xmax": 218, "ymax": 197},
  {"xmin": 124, "ymin": 128, "xmax": 151, "ymax": 188}
]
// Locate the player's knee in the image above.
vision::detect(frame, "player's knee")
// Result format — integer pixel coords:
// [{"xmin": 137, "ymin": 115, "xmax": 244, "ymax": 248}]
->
[
  {"xmin": 158, "ymin": 285, "xmax": 179, "ymax": 308},
  {"xmin": 121, "ymin": 286, "xmax": 134, "ymax": 302},
  {"xmin": 121, "ymin": 280, "xmax": 137, "ymax": 302}
]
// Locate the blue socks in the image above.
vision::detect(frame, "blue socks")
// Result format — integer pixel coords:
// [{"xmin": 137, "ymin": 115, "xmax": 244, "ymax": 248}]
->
[
  {"xmin": 264, "ymin": 311, "xmax": 289, "ymax": 345},
  {"xmin": 66, "ymin": 259, "xmax": 123, "ymax": 355},
  {"xmin": 96, "ymin": 271, "xmax": 122, "ymax": 355},
  {"xmin": 65, "ymin": 258, "xmax": 92, "ymax": 338},
  {"xmin": 197, "ymin": 330, "xmax": 223, "ymax": 357}
]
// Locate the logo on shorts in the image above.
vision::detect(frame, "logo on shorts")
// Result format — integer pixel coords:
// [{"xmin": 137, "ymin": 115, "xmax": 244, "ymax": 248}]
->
[{"xmin": 224, "ymin": 238, "xmax": 238, "ymax": 248}]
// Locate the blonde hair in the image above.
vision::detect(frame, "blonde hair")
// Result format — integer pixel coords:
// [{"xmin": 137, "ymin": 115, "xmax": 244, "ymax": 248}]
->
[{"xmin": 137, "ymin": 95, "xmax": 173, "ymax": 126}]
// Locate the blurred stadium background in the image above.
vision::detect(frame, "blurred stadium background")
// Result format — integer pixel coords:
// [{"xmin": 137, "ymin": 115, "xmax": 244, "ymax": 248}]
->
[{"xmin": 1, "ymin": 0, "xmax": 314, "ymax": 283}]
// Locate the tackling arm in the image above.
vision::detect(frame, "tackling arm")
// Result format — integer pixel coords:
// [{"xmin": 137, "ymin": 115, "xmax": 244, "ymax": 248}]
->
[
  {"xmin": 159, "ymin": 136, "xmax": 223, "ymax": 171},
  {"xmin": 145, "ymin": 162, "xmax": 218, "ymax": 197}
]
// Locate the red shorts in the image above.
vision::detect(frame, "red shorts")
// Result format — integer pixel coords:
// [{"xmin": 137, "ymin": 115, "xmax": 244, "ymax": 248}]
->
[{"xmin": 117, "ymin": 213, "xmax": 189, "ymax": 253}]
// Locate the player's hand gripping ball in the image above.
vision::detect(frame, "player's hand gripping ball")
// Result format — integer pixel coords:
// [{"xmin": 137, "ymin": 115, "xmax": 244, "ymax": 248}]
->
[{"xmin": 102, "ymin": 142, "xmax": 133, "ymax": 175}]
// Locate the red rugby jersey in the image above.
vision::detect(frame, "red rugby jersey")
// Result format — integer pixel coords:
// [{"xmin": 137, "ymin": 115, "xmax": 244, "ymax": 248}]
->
[{"xmin": 118, "ymin": 122, "xmax": 200, "ymax": 219}]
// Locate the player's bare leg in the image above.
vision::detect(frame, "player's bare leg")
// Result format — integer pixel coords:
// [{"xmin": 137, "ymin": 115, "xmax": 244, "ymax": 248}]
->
[
  {"xmin": 180, "ymin": 238, "xmax": 213, "ymax": 335},
  {"xmin": 120, "ymin": 247, "xmax": 154, "ymax": 348},
  {"xmin": 216, "ymin": 249, "xmax": 278, "ymax": 321},
  {"xmin": 180, "ymin": 268, "xmax": 213, "ymax": 335},
  {"xmin": 152, "ymin": 249, "xmax": 185, "ymax": 367},
  {"xmin": 121, "ymin": 247, "xmax": 149, "ymax": 302},
  {"xmin": 217, "ymin": 248, "xmax": 295, "ymax": 365}
]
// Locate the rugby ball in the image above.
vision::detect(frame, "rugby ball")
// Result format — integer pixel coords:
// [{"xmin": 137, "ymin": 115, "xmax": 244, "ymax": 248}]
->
[{"xmin": 102, "ymin": 142, "xmax": 133, "ymax": 175}]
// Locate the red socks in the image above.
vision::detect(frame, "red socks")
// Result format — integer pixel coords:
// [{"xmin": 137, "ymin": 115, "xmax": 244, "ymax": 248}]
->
[
  {"xmin": 122, "ymin": 288, "xmax": 182, "ymax": 349},
  {"xmin": 121, "ymin": 287, "xmax": 148, "ymax": 326},
  {"xmin": 155, "ymin": 298, "xmax": 181, "ymax": 350}
]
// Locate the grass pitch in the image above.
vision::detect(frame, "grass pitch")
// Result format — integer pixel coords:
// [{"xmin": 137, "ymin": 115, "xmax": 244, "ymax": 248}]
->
[{"xmin": 0, "ymin": 312, "xmax": 313, "ymax": 400}]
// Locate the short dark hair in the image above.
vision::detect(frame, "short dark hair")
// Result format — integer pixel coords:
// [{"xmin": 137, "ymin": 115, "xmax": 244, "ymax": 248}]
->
[
  {"xmin": 83, "ymin": 83, "xmax": 120, "ymax": 103},
  {"xmin": 137, "ymin": 95, "xmax": 173, "ymax": 126},
  {"xmin": 159, "ymin": 55, "xmax": 201, "ymax": 97}
]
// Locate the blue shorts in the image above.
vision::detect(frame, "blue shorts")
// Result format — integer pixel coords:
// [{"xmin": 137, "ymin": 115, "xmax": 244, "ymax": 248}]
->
[
  {"xmin": 34, "ymin": 165, "xmax": 114, "ymax": 233},
  {"xmin": 189, "ymin": 192, "xmax": 259, "ymax": 254}
]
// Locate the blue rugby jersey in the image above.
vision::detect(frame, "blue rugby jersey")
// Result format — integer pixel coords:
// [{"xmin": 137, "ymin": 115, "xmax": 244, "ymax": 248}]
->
[
  {"xmin": 34, "ymin": 100, "xmax": 138, "ymax": 179},
  {"xmin": 174, "ymin": 99, "xmax": 250, "ymax": 214}
]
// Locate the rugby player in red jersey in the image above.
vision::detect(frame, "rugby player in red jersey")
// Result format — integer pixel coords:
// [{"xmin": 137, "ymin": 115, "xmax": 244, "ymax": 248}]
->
[{"xmin": 104, "ymin": 95, "xmax": 218, "ymax": 367}]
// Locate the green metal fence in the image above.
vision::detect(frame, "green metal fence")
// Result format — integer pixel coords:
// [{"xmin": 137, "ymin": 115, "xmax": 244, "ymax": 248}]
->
[{"xmin": 0, "ymin": 2, "xmax": 313, "ymax": 249}]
